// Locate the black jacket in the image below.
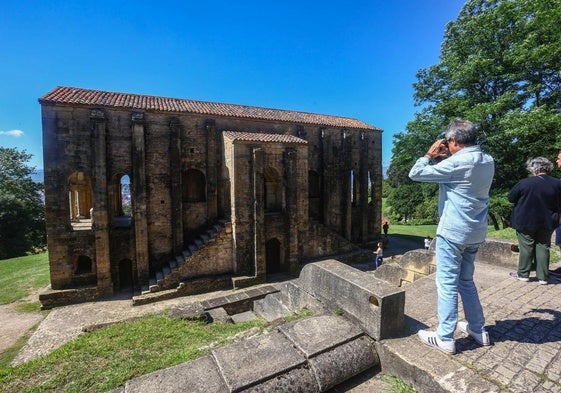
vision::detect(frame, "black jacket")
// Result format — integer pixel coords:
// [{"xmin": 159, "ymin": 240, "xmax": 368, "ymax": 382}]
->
[{"xmin": 508, "ymin": 174, "xmax": 561, "ymax": 232}]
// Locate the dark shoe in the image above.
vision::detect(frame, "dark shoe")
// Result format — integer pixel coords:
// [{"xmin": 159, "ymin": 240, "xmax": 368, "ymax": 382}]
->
[{"xmin": 509, "ymin": 272, "xmax": 529, "ymax": 282}]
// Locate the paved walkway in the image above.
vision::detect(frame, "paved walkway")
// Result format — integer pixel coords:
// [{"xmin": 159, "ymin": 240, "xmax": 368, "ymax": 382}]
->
[{"xmin": 381, "ymin": 261, "xmax": 561, "ymax": 392}]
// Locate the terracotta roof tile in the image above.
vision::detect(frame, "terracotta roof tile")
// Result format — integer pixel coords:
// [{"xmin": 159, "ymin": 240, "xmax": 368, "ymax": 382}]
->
[
  {"xmin": 223, "ymin": 131, "xmax": 308, "ymax": 144},
  {"xmin": 39, "ymin": 86, "xmax": 380, "ymax": 131}
]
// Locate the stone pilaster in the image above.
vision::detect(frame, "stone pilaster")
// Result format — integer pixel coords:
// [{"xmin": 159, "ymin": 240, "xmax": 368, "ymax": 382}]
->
[
  {"xmin": 284, "ymin": 147, "xmax": 299, "ymax": 275},
  {"xmin": 169, "ymin": 118, "xmax": 183, "ymax": 254},
  {"xmin": 359, "ymin": 132, "xmax": 369, "ymax": 245},
  {"xmin": 252, "ymin": 147, "xmax": 265, "ymax": 278},
  {"xmin": 205, "ymin": 120, "xmax": 219, "ymax": 220},
  {"xmin": 341, "ymin": 130, "xmax": 352, "ymax": 240},
  {"xmin": 131, "ymin": 112, "xmax": 150, "ymax": 286},
  {"xmin": 90, "ymin": 108, "xmax": 112, "ymax": 294}
]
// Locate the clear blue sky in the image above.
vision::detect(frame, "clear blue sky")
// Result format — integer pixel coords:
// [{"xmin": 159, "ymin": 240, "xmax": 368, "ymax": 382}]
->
[{"xmin": 0, "ymin": 0, "xmax": 465, "ymax": 170}]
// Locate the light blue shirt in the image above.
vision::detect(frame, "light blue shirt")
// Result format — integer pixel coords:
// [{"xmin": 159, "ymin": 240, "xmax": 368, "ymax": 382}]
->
[{"xmin": 408, "ymin": 145, "xmax": 495, "ymax": 244}]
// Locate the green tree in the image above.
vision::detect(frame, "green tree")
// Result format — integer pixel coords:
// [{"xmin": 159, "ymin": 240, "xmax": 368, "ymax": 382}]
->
[
  {"xmin": 0, "ymin": 147, "xmax": 46, "ymax": 259},
  {"xmin": 388, "ymin": 0, "xmax": 561, "ymax": 218}
]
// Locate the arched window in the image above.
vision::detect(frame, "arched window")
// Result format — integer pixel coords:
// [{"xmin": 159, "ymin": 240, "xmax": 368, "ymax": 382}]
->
[
  {"xmin": 182, "ymin": 169, "xmax": 206, "ymax": 202},
  {"xmin": 68, "ymin": 172, "xmax": 93, "ymax": 230},
  {"xmin": 75, "ymin": 255, "xmax": 92, "ymax": 274},
  {"xmin": 350, "ymin": 170, "xmax": 358, "ymax": 206},
  {"xmin": 113, "ymin": 174, "xmax": 132, "ymax": 227},
  {"xmin": 264, "ymin": 167, "xmax": 282, "ymax": 212}
]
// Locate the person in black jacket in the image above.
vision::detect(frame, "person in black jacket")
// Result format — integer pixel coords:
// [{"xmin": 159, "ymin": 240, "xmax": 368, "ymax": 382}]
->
[{"xmin": 508, "ymin": 157, "xmax": 561, "ymax": 285}]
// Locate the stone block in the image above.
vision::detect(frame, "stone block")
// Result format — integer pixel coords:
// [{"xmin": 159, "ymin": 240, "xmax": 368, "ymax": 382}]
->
[
  {"xmin": 476, "ymin": 238, "xmax": 518, "ymax": 267},
  {"xmin": 279, "ymin": 315, "xmax": 363, "ymax": 357},
  {"xmin": 297, "ymin": 260, "xmax": 405, "ymax": 340},
  {"xmin": 168, "ymin": 302, "xmax": 208, "ymax": 321},
  {"xmin": 122, "ymin": 355, "xmax": 228, "ymax": 393},
  {"xmin": 240, "ymin": 366, "xmax": 318, "ymax": 392},
  {"xmin": 231, "ymin": 311, "xmax": 258, "ymax": 324},
  {"xmin": 279, "ymin": 281, "xmax": 327, "ymax": 314},
  {"xmin": 208, "ymin": 307, "xmax": 232, "ymax": 323},
  {"xmin": 253, "ymin": 293, "xmax": 291, "ymax": 322},
  {"xmin": 212, "ymin": 331, "xmax": 305, "ymax": 392},
  {"xmin": 309, "ymin": 336, "xmax": 378, "ymax": 392}
]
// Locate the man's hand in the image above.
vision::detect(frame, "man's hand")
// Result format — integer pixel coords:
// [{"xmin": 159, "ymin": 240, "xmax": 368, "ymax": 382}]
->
[{"xmin": 424, "ymin": 139, "xmax": 450, "ymax": 160}]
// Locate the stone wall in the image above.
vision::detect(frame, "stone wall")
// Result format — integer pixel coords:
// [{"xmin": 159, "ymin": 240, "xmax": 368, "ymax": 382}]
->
[{"xmin": 40, "ymin": 89, "xmax": 382, "ymax": 306}]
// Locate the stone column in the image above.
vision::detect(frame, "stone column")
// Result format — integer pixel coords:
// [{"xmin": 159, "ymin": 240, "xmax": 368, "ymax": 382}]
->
[
  {"xmin": 205, "ymin": 120, "xmax": 219, "ymax": 221},
  {"xmin": 169, "ymin": 119, "xmax": 183, "ymax": 254},
  {"xmin": 341, "ymin": 130, "xmax": 352, "ymax": 240},
  {"xmin": 90, "ymin": 108, "xmax": 112, "ymax": 294},
  {"xmin": 284, "ymin": 147, "xmax": 299, "ymax": 275},
  {"xmin": 131, "ymin": 112, "xmax": 150, "ymax": 286},
  {"xmin": 252, "ymin": 147, "xmax": 265, "ymax": 278},
  {"xmin": 359, "ymin": 132, "xmax": 369, "ymax": 245}
]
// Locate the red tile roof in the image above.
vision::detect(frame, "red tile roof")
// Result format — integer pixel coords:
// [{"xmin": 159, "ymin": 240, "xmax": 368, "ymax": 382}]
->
[
  {"xmin": 223, "ymin": 131, "xmax": 308, "ymax": 144},
  {"xmin": 39, "ymin": 86, "xmax": 380, "ymax": 131}
]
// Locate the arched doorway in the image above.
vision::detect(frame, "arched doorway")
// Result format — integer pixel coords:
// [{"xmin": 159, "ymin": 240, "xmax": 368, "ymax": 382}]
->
[
  {"xmin": 266, "ymin": 238, "xmax": 282, "ymax": 274},
  {"xmin": 118, "ymin": 259, "xmax": 133, "ymax": 292}
]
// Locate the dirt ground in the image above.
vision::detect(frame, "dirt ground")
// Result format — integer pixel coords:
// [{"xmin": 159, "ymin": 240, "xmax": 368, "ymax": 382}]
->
[{"xmin": 0, "ymin": 293, "xmax": 47, "ymax": 354}]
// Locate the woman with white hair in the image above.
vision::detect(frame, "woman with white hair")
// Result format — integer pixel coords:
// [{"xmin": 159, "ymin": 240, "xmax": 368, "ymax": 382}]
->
[{"xmin": 508, "ymin": 157, "xmax": 561, "ymax": 285}]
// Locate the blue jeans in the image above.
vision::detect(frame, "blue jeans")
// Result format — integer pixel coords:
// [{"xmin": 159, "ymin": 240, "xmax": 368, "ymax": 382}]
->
[
  {"xmin": 435, "ymin": 236, "xmax": 485, "ymax": 341},
  {"xmin": 374, "ymin": 255, "xmax": 382, "ymax": 268}
]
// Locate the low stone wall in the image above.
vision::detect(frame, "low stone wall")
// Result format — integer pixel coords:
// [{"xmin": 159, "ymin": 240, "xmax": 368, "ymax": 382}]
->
[
  {"xmin": 281, "ymin": 260, "xmax": 406, "ymax": 341},
  {"xmin": 375, "ymin": 238, "xmax": 519, "ymax": 288}
]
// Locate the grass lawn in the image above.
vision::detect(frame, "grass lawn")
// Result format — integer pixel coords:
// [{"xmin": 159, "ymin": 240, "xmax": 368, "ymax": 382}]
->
[
  {"xmin": 389, "ymin": 223, "xmax": 517, "ymax": 241},
  {"xmin": 0, "ymin": 253, "xmax": 49, "ymax": 305},
  {"xmin": 0, "ymin": 313, "xmax": 265, "ymax": 393}
]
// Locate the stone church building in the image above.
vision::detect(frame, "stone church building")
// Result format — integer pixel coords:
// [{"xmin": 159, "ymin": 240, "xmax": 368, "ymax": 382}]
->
[{"xmin": 39, "ymin": 86, "xmax": 382, "ymax": 308}]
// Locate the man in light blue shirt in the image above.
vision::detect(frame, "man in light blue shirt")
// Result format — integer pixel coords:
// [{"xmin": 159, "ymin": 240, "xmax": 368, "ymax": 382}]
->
[{"xmin": 409, "ymin": 119, "xmax": 495, "ymax": 354}]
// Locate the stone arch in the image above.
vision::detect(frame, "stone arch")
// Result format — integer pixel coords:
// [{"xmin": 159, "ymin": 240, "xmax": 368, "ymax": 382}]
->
[
  {"xmin": 75, "ymin": 255, "xmax": 93, "ymax": 274},
  {"xmin": 68, "ymin": 171, "xmax": 93, "ymax": 230},
  {"xmin": 182, "ymin": 169, "xmax": 206, "ymax": 202}
]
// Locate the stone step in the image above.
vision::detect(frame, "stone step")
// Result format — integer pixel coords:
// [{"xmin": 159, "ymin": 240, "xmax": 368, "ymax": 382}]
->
[{"xmin": 253, "ymin": 292, "xmax": 292, "ymax": 322}]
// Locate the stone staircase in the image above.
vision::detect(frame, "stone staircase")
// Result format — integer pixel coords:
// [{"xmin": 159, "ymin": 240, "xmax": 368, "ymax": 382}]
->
[{"xmin": 138, "ymin": 220, "xmax": 232, "ymax": 298}]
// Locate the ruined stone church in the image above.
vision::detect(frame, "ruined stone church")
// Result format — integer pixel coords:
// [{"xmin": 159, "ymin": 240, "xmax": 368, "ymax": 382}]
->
[{"xmin": 39, "ymin": 86, "xmax": 382, "ymax": 308}]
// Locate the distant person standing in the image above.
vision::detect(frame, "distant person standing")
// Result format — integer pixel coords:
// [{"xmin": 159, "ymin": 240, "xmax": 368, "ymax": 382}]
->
[
  {"xmin": 382, "ymin": 221, "xmax": 389, "ymax": 236},
  {"xmin": 508, "ymin": 157, "xmax": 561, "ymax": 285},
  {"xmin": 424, "ymin": 236, "xmax": 432, "ymax": 250},
  {"xmin": 409, "ymin": 118, "xmax": 494, "ymax": 354},
  {"xmin": 373, "ymin": 242, "xmax": 384, "ymax": 269}
]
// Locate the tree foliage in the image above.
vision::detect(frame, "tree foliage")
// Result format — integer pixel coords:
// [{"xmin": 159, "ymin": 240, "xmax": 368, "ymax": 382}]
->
[
  {"xmin": 388, "ymin": 0, "xmax": 561, "ymax": 221},
  {"xmin": 0, "ymin": 147, "xmax": 46, "ymax": 259}
]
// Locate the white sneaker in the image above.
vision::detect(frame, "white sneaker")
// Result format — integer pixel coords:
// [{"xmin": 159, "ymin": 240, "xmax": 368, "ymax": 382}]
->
[
  {"xmin": 417, "ymin": 329, "xmax": 456, "ymax": 354},
  {"xmin": 457, "ymin": 321, "xmax": 490, "ymax": 346},
  {"xmin": 538, "ymin": 280, "xmax": 548, "ymax": 285}
]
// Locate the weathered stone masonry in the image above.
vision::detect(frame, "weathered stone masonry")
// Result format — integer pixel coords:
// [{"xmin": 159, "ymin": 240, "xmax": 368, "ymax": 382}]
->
[{"xmin": 39, "ymin": 86, "xmax": 382, "ymax": 308}]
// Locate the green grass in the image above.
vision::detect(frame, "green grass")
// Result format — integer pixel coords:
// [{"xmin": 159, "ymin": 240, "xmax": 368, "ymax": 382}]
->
[
  {"xmin": 383, "ymin": 374, "xmax": 416, "ymax": 392},
  {"xmin": 389, "ymin": 223, "xmax": 517, "ymax": 241},
  {"xmin": 0, "ymin": 313, "xmax": 265, "ymax": 393},
  {"xmin": 0, "ymin": 253, "xmax": 50, "ymax": 305}
]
